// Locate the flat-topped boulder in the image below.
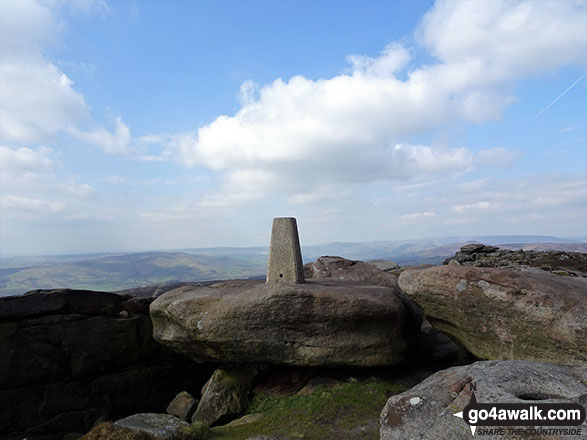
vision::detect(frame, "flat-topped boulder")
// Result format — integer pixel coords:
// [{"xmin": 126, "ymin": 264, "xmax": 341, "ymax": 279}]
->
[
  {"xmin": 150, "ymin": 279, "xmax": 421, "ymax": 367},
  {"xmin": 398, "ymin": 265, "xmax": 587, "ymax": 365}
]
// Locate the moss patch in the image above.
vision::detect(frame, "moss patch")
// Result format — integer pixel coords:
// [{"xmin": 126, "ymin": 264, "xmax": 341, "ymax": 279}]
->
[{"xmin": 210, "ymin": 377, "xmax": 406, "ymax": 440}]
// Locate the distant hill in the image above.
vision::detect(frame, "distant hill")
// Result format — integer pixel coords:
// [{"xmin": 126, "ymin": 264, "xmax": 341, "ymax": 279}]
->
[
  {"xmin": 1, "ymin": 235, "xmax": 584, "ymax": 297},
  {"xmin": 0, "ymin": 251, "xmax": 265, "ymax": 297}
]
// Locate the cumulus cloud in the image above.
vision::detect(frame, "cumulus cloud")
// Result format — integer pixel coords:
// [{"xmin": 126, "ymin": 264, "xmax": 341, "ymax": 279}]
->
[
  {"xmin": 0, "ymin": 0, "xmax": 118, "ymax": 150},
  {"xmin": 418, "ymin": 0, "xmax": 586, "ymax": 79},
  {"xmin": 0, "ymin": 0, "xmax": 90, "ymax": 144},
  {"xmin": 69, "ymin": 116, "xmax": 132, "ymax": 155},
  {"xmin": 0, "ymin": 145, "xmax": 60, "ymax": 174},
  {"xmin": 160, "ymin": 0, "xmax": 584, "ymax": 206},
  {"xmin": 0, "ymin": 145, "xmax": 96, "ymax": 221}
]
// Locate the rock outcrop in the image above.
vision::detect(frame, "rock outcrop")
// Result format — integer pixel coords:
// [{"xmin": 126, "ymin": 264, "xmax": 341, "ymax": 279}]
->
[
  {"xmin": 381, "ymin": 360, "xmax": 587, "ymax": 440},
  {"xmin": 304, "ymin": 256, "xmax": 398, "ymax": 287},
  {"xmin": 398, "ymin": 265, "xmax": 587, "ymax": 364},
  {"xmin": 151, "ymin": 278, "xmax": 422, "ymax": 367},
  {"xmin": 0, "ymin": 289, "xmax": 210, "ymax": 439},
  {"xmin": 366, "ymin": 259, "xmax": 400, "ymax": 272},
  {"xmin": 444, "ymin": 244, "xmax": 587, "ymax": 277}
]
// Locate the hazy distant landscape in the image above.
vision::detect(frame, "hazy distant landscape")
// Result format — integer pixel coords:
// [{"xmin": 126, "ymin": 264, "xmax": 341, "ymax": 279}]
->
[{"xmin": 1, "ymin": 235, "xmax": 584, "ymax": 297}]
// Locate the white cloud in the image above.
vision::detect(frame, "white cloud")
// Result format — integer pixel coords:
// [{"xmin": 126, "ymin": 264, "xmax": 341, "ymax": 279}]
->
[
  {"xmin": 0, "ymin": 0, "xmax": 91, "ymax": 144},
  {"xmin": 0, "ymin": 194, "xmax": 66, "ymax": 213},
  {"xmin": 0, "ymin": 145, "xmax": 60, "ymax": 174},
  {"xmin": 397, "ymin": 211, "xmax": 437, "ymax": 223},
  {"xmin": 418, "ymin": 0, "xmax": 586, "ymax": 79},
  {"xmin": 159, "ymin": 0, "xmax": 583, "ymax": 207},
  {"xmin": 69, "ymin": 116, "xmax": 132, "ymax": 155},
  {"xmin": 451, "ymin": 201, "xmax": 502, "ymax": 214},
  {"xmin": 0, "ymin": 145, "xmax": 96, "ymax": 222}
]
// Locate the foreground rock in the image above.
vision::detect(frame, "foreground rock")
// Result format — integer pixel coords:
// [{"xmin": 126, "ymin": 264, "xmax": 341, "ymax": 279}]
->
[
  {"xmin": 445, "ymin": 244, "xmax": 587, "ymax": 277},
  {"xmin": 114, "ymin": 413, "xmax": 190, "ymax": 438},
  {"xmin": 0, "ymin": 289, "xmax": 210, "ymax": 439},
  {"xmin": 193, "ymin": 368, "xmax": 255, "ymax": 426},
  {"xmin": 398, "ymin": 266, "xmax": 587, "ymax": 365},
  {"xmin": 151, "ymin": 279, "xmax": 422, "ymax": 367},
  {"xmin": 381, "ymin": 360, "xmax": 587, "ymax": 440}
]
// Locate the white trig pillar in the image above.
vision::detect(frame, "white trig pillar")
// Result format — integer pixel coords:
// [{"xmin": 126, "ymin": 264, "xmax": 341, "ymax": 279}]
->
[{"xmin": 266, "ymin": 217, "xmax": 305, "ymax": 284}]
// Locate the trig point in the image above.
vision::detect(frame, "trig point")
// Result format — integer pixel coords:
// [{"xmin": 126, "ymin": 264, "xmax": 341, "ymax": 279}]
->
[{"xmin": 266, "ymin": 217, "xmax": 305, "ymax": 284}]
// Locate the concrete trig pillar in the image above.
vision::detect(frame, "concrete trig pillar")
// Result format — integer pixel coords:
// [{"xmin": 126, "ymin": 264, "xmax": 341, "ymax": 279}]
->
[{"xmin": 266, "ymin": 217, "xmax": 305, "ymax": 284}]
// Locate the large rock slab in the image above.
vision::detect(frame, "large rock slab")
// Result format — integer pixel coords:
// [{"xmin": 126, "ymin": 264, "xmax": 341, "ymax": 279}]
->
[
  {"xmin": 114, "ymin": 413, "xmax": 190, "ymax": 438},
  {"xmin": 151, "ymin": 279, "xmax": 421, "ymax": 367},
  {"xmin": 381, "ymin": 360, "xmax": 587, "ymax": 440},
  {"xmin": 398, "ymin": 266, "xmax": 587, "ymax": 364}
]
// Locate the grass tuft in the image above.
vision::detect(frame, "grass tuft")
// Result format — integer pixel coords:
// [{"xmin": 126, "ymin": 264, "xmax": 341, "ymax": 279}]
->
[{"xmin": 211, "ymin": 377, "xmax": 406, "ymax": 440}]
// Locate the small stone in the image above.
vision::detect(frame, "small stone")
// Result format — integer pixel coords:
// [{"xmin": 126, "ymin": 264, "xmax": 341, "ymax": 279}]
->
[
  {"xmin": 166, "ymin": 391, "xmax": 199, "ymax": 421},
  {"xmin": 118, "ymin": 310, "xmax": 129, "ymax": 318},
  {"xmin": 192, "ymin": 368, "xmax": 254, "ymax": 426},
  {"xmin": 296, "ymin": 377, "xmax": 340, "ymax": 396},
  {"xmin": 222, "ymin": 413, "xmax": 263, "ymax": 427},
  {"xmin": 409, "ymin": 397, "xmax": 422, "ymax": 406}
]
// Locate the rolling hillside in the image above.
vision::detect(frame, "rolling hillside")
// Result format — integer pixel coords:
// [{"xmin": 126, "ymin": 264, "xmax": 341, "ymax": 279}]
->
[{"xmin": 1, "ymin": 235, "xmax": 584, "ymax": 297}]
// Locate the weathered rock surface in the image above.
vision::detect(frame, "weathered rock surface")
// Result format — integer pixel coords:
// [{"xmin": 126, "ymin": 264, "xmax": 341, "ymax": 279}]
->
[
  {"xmin": 0, "ymin": 289, "xmax": 210, "ymax": 439},
  {"xmin": 151, "ymin": 279, "xmax": 422, "ymax": 367},
  {"xmin": 398, "ymin": 265, "xmax": 587, "ymax": 364},
  {"xmin": 366, "ymin": 259, "xmax": 400, "ymax": 272},
  {"xmin": 192, "ymin": 368, "xmax": 255, "ymax": 426},
  {"xmin": 305, "ymin": 256, "xmax": 463, "ymax": 366},
  {"xmin": 444, "ymin": 244, "xmax": 587, "ymax": 277},
  {"xmin": 381, "ymin": 360, "xmax": 587, "ymax": 440},
  {"xmin": 114, "ymin": 413, "xmax": 190, "ymax": 438},
  {"xmin": 304, "ymin": 256, "xmax": 398, "ymax": 287},
  {"xmin": 166, "ymin": 391, "xmax": 199, "ymax": 422}
]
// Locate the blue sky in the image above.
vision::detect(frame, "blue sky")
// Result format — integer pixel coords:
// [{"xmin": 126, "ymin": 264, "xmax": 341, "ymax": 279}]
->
[{"xmin": 0, "ymin": 0, "xmax": 586, "ymax": 255}]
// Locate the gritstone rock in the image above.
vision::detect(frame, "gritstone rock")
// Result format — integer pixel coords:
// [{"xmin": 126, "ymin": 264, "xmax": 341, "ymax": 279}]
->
[
  {"xmin": 166, "ymin": 391, "xmax": 199, "ymax": 422},
  {"xmin": 152, "ymin": 218, "xmax": 422, "ymax": 367},
  {"xmin": 192, "ymin": 368, "xmax": 254, "ymax": 426},
  {"xmin": 114, "ymin": 413, "xmax": 190, "ymax": 438},
  {"xmin": 398, "ymin": 265, "xmax": 587, "ymax": 365},
  {"xmin": 151, "ymin": 279, "xmax": 420, "ymax": 367},
  {"xmin": 380, "ymin": 360, "xmax": 587, "ymax": 440}
]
